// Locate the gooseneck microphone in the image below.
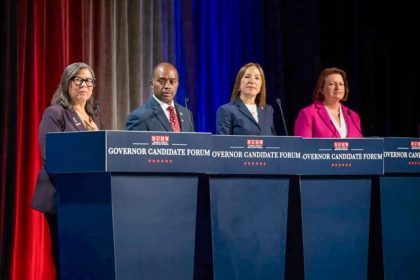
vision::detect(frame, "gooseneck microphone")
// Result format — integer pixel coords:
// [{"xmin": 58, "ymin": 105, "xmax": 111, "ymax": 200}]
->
[
  {"xmin": 184, "ymin": 97, "xmax": 194, "ymax": 132},
  {"xmin": 346, "ymin": 110, "xmax": 362, "ymax": 136},
  {"xmin": 95, "ymin": 101, "xmax": 102, "ymax": 129},
  {"xmin": 275, "ymin": 98, "xmax": 289, "ymax": 136}
]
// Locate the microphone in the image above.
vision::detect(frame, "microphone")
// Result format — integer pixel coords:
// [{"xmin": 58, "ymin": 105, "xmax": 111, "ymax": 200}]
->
[
  {"xmin": 347, "ymin": 109, "xmax": 362, "ymax": 136},
  {"xmin": 95, "ymin": 101, "xmax": 102, "ymax": 129},
  {"xmin": 184, "ymin": 97, "xmax": 194, "ymax": 132},
  {"xmin": 275, "ymin": 98, "xmax": 288, "ymax": 136}
]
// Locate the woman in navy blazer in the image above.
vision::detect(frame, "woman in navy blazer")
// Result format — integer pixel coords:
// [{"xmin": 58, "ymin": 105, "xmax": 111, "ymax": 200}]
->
[
  {"xmin": 216, "ymin": 62, "xmax": 276, "ymax": 135},
  {"xmin": 294, "ymin": 67, "xmax": 362, "ymax": 138},
  {"xmin": 32, "ymin": 62, "xmax": 103, "ymax": 278}
]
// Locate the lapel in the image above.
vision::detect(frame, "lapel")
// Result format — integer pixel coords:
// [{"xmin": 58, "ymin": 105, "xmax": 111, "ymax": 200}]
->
[
  {"xmin": 341, "ymin": 104, "xmax": 353, "ymax": 134},
  {"xmin": 257, "ymin": 106, "xmax": 264, "ymax": 125},
  {"xmin": 174, "ymin": 103, "xmax": 187, "ymax": 131},
  {"xmin": 314, "ymin": 101, "xmax": 339, "ymax": 137},
  {"xmin": 67, "ymin": 110, "xmax": 87, "ymax": 131},
  {"xmin": 150, "ymin": 98, "xmax": 172, "ymax": 131},
  {"xmin": 235, "ymin": 99, "xmax": 260, "ymax": 127}
]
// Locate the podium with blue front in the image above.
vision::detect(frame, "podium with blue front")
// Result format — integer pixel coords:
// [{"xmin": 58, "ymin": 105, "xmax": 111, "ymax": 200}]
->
[
  {"xmin": 381, "ymin": 137, "xmax": 420, "ymax": 278},
  {"xmin": 209, "ymin": 135, "xmax": 302, "ymax": 280},
  {"xmin": 299, "ymin": 138, "xmax": 383, "ymax": 279},
  {"xmin": 46, "ymin": 131, "xmax": 212, "ymax": 280}
]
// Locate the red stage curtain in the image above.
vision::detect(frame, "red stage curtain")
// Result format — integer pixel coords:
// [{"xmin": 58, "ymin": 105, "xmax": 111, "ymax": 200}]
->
[
  {"xmin": 0, "ymin": 0, "xmax": 18, "ymax": 277},
  {"xmin": 6, "ymin": 0, "xmax": 93, "ymax": 278}
]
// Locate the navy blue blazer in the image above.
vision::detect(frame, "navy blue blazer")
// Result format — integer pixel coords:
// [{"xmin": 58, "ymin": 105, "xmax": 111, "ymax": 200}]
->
[
  {"xmin": 216, "ymin": 99, "xmax": 276, "ymax": 135},
  {"xmin": 32, "ymin": 104, "xmax": 102, "ymax": 214},
  {"xmin": 126, "ymin": 97, "xmax": 194, "ymax": 132}
]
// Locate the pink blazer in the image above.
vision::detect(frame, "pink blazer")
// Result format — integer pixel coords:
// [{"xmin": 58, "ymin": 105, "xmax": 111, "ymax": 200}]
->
[{"xmin": 294, "ymin": 100, "xmax": 362, "ymax": 138}]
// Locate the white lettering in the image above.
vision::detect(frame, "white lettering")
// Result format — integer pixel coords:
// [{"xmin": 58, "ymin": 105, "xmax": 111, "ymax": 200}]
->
[{"xmin": 302, "ymin": 153, "xmax": 331, "ymax": 160}]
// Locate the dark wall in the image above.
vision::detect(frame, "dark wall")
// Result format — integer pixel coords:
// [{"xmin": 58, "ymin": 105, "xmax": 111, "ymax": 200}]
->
[{"xmin": 269, "ymin": 0, "xmax": 419, "ymax": 137}]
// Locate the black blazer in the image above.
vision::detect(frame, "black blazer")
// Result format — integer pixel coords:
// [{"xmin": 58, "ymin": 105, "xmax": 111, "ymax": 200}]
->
[
  {"xmin": 216, "ymin": 98, "xmax": 276, "ymax": 135},
  {"xmin": 32, "ymin": 104, "xmax": 102, "ymax": 214},
  {"xmin": 126, "ymin": 97, "xmax": 194, "ymax": 132}
]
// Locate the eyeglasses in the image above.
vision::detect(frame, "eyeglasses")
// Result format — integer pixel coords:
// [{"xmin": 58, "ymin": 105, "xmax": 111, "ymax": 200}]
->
[{"xmin": 71, "ymin": 76, "xmax": 96, "ymax": 87}]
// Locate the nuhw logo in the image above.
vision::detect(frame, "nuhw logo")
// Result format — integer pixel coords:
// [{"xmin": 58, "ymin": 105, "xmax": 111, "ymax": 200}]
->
[
  {"xmin": 247, "ymin": 139, "xmax": 264, "ymax": 148},
  {"xmin": 151, "ymin": 135, "xmax": 170, "ymax": 145},
  {"xmin": 411, "ymin": 141, "xmax": 420, "ymax": 149},
  {"xmin": 334, "ymin": 141, "xmax": 349, "ymax": 151}
]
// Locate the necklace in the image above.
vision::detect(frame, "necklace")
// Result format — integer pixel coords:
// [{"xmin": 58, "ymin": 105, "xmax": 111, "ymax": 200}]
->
[{"xmin": 325, "ymin": 105, "xmax": 340, "ymax": 116}]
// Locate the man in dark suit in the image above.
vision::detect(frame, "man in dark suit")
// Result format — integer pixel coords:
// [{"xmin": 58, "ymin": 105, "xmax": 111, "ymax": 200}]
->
[{"xmin": 126, "ymin": 62, "xmax": 194, "ymax": 132}]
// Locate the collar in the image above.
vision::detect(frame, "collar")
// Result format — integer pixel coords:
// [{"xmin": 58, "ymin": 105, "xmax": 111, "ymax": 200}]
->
[{"xmin": 153, "ymin": 95, "xmax": 175, "ymax": 111}]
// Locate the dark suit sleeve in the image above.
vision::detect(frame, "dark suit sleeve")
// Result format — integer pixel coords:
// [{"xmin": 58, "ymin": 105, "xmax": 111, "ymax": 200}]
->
[
  {"xmin": 216, "ymin": 106, "xmax": 232, "ymax": 135},
  {"xmin": 126, "ymin": 109, "xmax": 148, "ymax": 131},
  {"xmin": 39, "ymin": 106, "xmax": 66, "ymax": 163},
  {"xmin": 33, "ymin": 105, "xmax": 64, "ymax": 214},
  {"xmin": 267, "ymin": 105, "xmax": 277, "ymax": 136}
]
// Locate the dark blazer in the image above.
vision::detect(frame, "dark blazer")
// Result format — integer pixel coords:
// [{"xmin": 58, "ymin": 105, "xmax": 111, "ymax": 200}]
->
[
  {"xmin": 216, "ymin": 98, "xmax": 276, "ymax": 135},
  {"xmin": 294, "ymin": 100, "xmax": 363, "ymax": 138},
  {"xmin": 32, "ymin": 104, "xmax": 102, "ymax": 214},
  {"xmin": 126, "ymin": 97, "xmax": 194, "ymax": 132}
]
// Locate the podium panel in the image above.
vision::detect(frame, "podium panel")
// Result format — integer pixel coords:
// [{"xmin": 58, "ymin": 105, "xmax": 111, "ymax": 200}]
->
[
  {"xmin": 57, "ymin": 173, "xmax": 198, "ymax": 280},
  {"xmin": 211, "ymin": 135, "xmax": 301, "ymax": 175},
  {"xmin": 47, "ymin": 131, "xmax": 211, "ymax": 173},
  {"xmin": 47, "ymin": 131, "xmax": 211, "ymax": 280},
  {"xmin": 56, "ymin": 173, "xmax": 115, "ymax": 279},
  {"xmin": 380, "ymin": 176, "xmax": 420, "ymax": 278},
  {"xmin": 111, "ymin": 175, "xmax": 197, "ymax": 279},
  {"xmin": 209, "ymin": 177, "xmax": 289, "ymax": 280},
  {"xmin": 381, "ymin": 137, "xmax": 420, "ymax": 278},
  {"xmin": 299, "ymin": 138, "xmax": 383, "ymax": 279},
  {"xmin": 300, "ymin": 138, "xmax": 383, "ymax": 175},
  {"xmin": 300, "ymin": 177, "xmax": 371, "ymax": 279},
  {"xmin": 209, "ymin": 135, "xmax": 295, "ymax": 279}
]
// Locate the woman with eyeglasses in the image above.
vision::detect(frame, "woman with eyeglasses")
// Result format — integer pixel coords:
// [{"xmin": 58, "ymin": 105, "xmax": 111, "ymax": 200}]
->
[{"xmin": 31, "ymin": 62, "xmax": 103, "ymax": 278}]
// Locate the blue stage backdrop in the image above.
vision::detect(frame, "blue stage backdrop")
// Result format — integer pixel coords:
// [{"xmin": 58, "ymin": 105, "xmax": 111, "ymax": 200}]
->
[{"xmin": 175, "ymin": 0, "xmax": 269, "ymax": 133}]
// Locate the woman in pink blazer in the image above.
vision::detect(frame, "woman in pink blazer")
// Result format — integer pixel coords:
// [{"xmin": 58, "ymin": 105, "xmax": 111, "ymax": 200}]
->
[{"xmin": 294, "ymin": 67, "xmax": 363, "ymax": 138}]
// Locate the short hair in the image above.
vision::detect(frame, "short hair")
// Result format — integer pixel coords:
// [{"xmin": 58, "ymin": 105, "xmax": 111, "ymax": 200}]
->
[
  {"xmin": 51, "ymin": 62, "xmax": 96, "ymax": 115},
  {"xmin": 230, "ymin": 62, "xmax": 267, "ymax": 107},
  {"xmin": 312, "ymin": 67, "xmax": 350, "ymax": 102},
  {"xmin": 151, "ymin": 62, "xmax": 178, "ymax": 80}
]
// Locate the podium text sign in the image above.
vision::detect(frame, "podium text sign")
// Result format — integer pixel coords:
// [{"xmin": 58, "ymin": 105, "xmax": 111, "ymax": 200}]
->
[{"xmin": 47, "ymin": 131, "xmax": 211, "ymax": 280}]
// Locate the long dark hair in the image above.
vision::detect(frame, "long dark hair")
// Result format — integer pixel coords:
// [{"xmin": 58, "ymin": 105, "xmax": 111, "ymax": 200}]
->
[{"xmin": 51, "ymin": 62, "xmax": 96, "ymax": 115}]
